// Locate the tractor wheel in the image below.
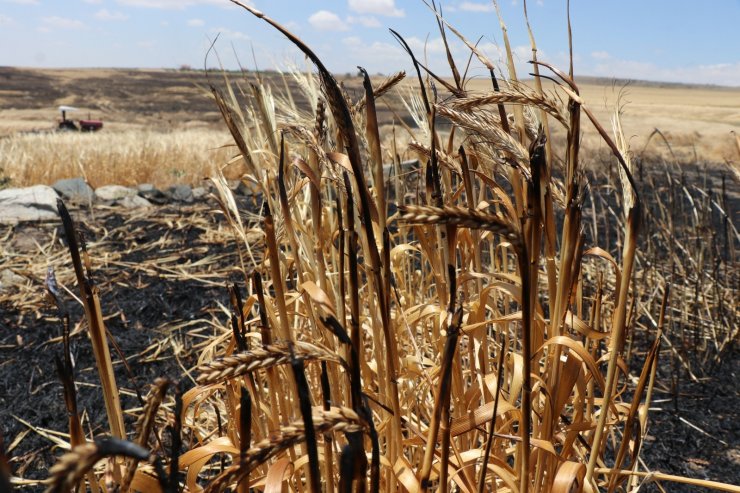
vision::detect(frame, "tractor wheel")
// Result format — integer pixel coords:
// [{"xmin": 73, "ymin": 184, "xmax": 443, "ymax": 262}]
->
[{"xmin": 58, "ymin": 120, "xmax": 78, "ymax": 131}]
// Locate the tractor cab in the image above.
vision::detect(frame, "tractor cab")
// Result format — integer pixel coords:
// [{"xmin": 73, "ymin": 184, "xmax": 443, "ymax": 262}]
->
[{"xmin": 58, "ymin": 105, "xmax": 103, "ymax": 132}]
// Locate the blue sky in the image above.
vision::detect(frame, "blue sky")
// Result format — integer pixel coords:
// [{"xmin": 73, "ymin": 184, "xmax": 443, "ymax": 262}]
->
[{"xmin": 1, "ymin": 0, "xmax": 739, "ymax": 86}]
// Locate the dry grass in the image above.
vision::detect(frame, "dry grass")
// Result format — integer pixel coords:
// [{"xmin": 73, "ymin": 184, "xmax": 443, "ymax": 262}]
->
[
  {"xmin": 2, "ymin": 78, "xmax": 737, "ymax": 190},
  {"xmin": 0, "ymin": 128, "xmax": 238, "ymax": 188},
  {"xmin": 462, "ymin": 78, "xmax": 740, "ymax": 166},
  {"xmin": 4, "ymin": 2, "xmax": 738, "ymax": 493}
]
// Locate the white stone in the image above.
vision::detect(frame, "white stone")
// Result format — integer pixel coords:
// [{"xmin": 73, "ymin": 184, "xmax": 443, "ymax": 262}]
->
[
  {"xmin": 0, "ymin": 268, "xmax": 26, "ymax": 292},
  {"xmin": 192, "ymin": 187, "xmax": 207, "ymax": 200},
  {"xmin": 0, "ymin": 185, "xmax": 59, "ymax": 224},
  {"xmin": 53, "ymin": 177, "xmax": 94, "ymax": 203},
  {"xmin": 118, "ymin": 195, "xmax": 152, "ymax": 209},
  {"xmin": 169, "ymin": 184, "xmax": 193, "ymax": 203},
  {"xmin": 95, "ymin": 185, "xmax": 137, "ymax": 201}
]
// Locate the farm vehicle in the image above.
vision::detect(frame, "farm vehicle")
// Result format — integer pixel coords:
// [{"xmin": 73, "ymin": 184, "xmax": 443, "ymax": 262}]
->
[{"xmin": 58, "ymin": 105, "xmax": 103, "ymax": 132}]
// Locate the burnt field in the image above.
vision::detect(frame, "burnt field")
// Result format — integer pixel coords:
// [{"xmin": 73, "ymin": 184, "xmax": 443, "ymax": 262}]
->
[
  {"xmin": 0, "ymin": 29, "xmax": 739, "ymax": 489},
  {"xmin": 1, "ymin": 203, "xmax": 246, "ymax": 486},
  {"xmin": 0, "ymin": 67, "xmax": 404, "ymax": 134},
  {"xmin": 1, "ymin": 159, "xmax": 738, "ymax": 491}
]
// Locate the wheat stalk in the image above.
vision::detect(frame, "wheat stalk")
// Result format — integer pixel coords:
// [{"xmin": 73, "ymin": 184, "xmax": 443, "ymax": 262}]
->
[
  {"xmin": 400, "ymin": 204, "xmax": 522, "ymax": 248},
  {"xmin": 448, "ymin": 87, "xmax": 568, "ymax": 128},
  {"xmin": 197, "ymin": 341, "xmax": 346, "ymax": 385},
  {"xmin": 435, "ymin": 104, "xmax": 532, "ymax": 176},
  {"xmin": 353, "ymin": 71, "xmax": 406, "ymax": 114},
  {"xmin": 203, "ymin": 407, "xmax": 367, "ymax": 493},
  {"xmin": 45, "ymin": 438, "xmax": 150, "ymax": 493}
]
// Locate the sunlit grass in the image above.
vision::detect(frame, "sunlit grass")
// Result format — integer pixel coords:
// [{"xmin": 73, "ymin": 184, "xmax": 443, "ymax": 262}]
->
[{"xmin": 0, "ymin": 128, "xmax": 239, "ymax": 188}]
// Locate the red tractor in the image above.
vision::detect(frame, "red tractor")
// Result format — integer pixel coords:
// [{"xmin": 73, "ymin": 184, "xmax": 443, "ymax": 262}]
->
[{"xmin": 58, "ymin": 106, "xmax": 103, "ymax": 132}]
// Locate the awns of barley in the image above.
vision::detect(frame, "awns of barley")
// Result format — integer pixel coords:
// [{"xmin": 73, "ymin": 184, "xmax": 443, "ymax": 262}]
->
[
  {"xmin": 434, "ymin": 104, "xmax": 532, "ymax": 175},
  {"xmin": 133, "ymin": 378, "xmax": 170, "ymax": 444},
  {"xmin": 196, "ymin": 340, "xmax": 346, "ymax": 385},
  {"xmin": 448, "ymin": 87, "xmax": 569, "ymax": 128},
  {"xmin": 45, "ymin": 438, "xmax": 149, "ymax": 493},
  {"xmin": 400, "ymin": 204, "xmax": 522, "ymax": 248},
  {"xmin": 353, "ymin": 70, "xmax": 406, "ymax": 113},
  {"xmin": 204, "ymin": 407, "xmax": 366, "ymax": 493},
  {"xmin": 407, "ymin": 141, "xmax": 461, "ymax": 175}
]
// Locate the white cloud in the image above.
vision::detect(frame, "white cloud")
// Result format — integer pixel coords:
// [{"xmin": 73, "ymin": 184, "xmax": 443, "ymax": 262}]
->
[
  {"xmin": 512, "ymin": 44, "xmax": 534, "ymax": 62},
  {"xmin": 342, "ymin": 36, "xmax": 362, "ymax": 47},
  {"xmin": 340, "ymin": 36, "xmax": 406, "ymax": 70},
  {"xmin": 406, "ymin": 36, "xmax": 451, "ymax": 55},
  {"xmin": 308, "ymin": 10, "xmax": 348, "ymax": 31},
  {"xmin": 340, "ymin": 34, "xmax": 539, "ymax": 79},
  {"xmin": 94, "ymin": 9, "xmax": 129, "ymax": 21},
  {"xmin": 591, "ymin": 51, "xmax": 611, "ymax": 60},
  {"xmin": 42, "ymin": 16, "xmax": 87, "ymax": 29},
  {"xmin": 0, "ymin": 14, "xmax": 12, "ymax": 25},
  {"xmin": 83, "ymin": 0, "xmax": 103, "ymax": 4},
  {"xmin": 348, "ymin": 0, "xmax": 404, "ymax": 17},
  {"xmin": 459, "ymin": 1, "xmax": 494, "ymax": 12},
  {"xmin": 347, "ymin": 15, "xmax": 381, "ymax": 28},
  {"xmin": 338, "ymin": 35, "xmax": 476, "ymax": 76},
  {"xmin": 588, "ymin": 59, "xmax": 740, "ymax": 87},
  {"xmin": 211, "ymin": 27, "xmax": 249, "ymax": 40},
  {"xmin": 187, "ymin": 18, "xmax": 204, "ymax": 27},
  {"xmin": 115, "ymin": 0, "xmax": 246, "ymax": 9},
  {"xmin": 554, "ymin": 50, "xmax": 581, "ymax": 66},
  {"xmin": 137, "ymin": 40, "xmax": 156, "ymax": 48},
  {"xmin": 4, "ymin": 0, "xmax": 39, "ymax": 4},
  {"xmin": 478, "ymin": 41, "xmax": 504, "ymax": 60}
]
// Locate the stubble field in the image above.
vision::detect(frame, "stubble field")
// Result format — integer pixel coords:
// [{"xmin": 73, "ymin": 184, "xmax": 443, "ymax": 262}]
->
[{"xmin": 0, "ymin": 62, "xmax": 738, "ymax": 493}]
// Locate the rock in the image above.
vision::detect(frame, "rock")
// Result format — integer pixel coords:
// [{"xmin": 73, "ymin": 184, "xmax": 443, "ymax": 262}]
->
[
  {"xmin": 95, "ymin": 185, "xmax": 137, "ymax": 202},
  {"xmin": 0, "ymin": 185, "xmax": 58, "ymax": 224},
  {"xmin": 231, "ymin": 180, "xmax": 257, "ymax": 197},
  {"xmin": 53, "ymin": 177, "xmax": 94, "ymax": 203},
  {"xmin": 192, "ymin": 187, "xmax": 207, "ymax": 200},
  {"xmin": 137, "ymin": 184, "xmax": 169, "ymax": 205},
  {"xmin": 169, "ymin": 184, "xmax": 193, "ymax": 203},
  {"xmin": 11, "ymin": 229, "xmax": 48, "ymax": 252},
  {"xmin": 119, "ymin": 195, "xmax": 152, "ymax": 209},
  {"xmin": 0, "ymin": 268, "xmax": 26, "ymax": 292}
]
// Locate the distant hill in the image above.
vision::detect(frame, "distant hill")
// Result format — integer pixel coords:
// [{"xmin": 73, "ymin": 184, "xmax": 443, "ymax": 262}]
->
[
  {"xmin": 1, "ymin": 67, "xmax": 738, "ymax": 154},
  {"xmin": 569, "ymin": 75, "xmax": 739, "ymax": 91},
  {"xmin": 0, "ymin": 66, "xmax": 408, "ymax": 134}
]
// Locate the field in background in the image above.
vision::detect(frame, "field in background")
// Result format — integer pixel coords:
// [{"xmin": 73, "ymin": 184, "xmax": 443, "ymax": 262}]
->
[
  {"xmin": 1, "ymin": 67, "xmax": 739, "ymax": 189},
  {"xmin": 0, "ymin": 67, "xmax": 380, "ymax": 187},
  {"xmin": 0, "ymin": 129, "xmax": 238, "ymax": 188},
  {"xmin": 462, "ymin": 76, "xmax": 740, "ymax": 165}
]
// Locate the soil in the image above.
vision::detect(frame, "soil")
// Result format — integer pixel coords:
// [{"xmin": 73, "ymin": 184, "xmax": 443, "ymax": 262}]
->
[
  {"xmin": 0, "ymin": 67, "xmax": 401, "ymax": 134},
  {"xmin": 639, "ymin": 354, "xmax": 739, "ymax": 492},
  {"xmin": 1, "ymin": 196, "xmax": 737, "ymax": 491},
  {"xmin": 0, "ymin": 202, "xmax": 249, "ymax": 487}
]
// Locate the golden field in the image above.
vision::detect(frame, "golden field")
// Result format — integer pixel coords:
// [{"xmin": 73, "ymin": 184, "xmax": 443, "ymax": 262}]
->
[
  {"xmin": 1, "ymin": 67, "xmax": 738, "ymax": 189},
  {"xmin": 0, "ymin": 128, "xmax": 240, "ymax": 188}
]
